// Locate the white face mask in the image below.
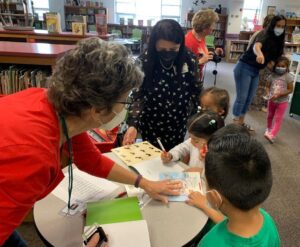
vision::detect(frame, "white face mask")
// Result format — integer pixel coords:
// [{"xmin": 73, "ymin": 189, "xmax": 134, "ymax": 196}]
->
[
  {"xmin": 274, "ymin": 28, "xmax": 284, "ymax": 36},
  {"xmin": 100, "ymin": 107, "xmax": 127, "ymax": 130}
]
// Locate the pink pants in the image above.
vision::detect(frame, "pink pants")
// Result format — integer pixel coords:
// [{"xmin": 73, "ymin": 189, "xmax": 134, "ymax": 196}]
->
[{"xmin": 267, "ymin": 101, "xmax": 289, "ymax": 137}]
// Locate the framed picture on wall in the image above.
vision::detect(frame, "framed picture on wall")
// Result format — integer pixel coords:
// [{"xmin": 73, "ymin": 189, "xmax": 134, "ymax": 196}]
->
[{"xmin": 267, "ymin": 6, "xmax": 276, "ymax": 15}]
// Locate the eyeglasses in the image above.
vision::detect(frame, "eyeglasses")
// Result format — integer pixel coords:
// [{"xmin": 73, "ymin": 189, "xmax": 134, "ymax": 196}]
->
[{"xmin": 115, "ymin": 96, "xmax": 133, "ymax": 110}]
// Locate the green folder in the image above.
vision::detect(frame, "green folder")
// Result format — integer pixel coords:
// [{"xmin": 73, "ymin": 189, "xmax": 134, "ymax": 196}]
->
[{"xmin": 86, "ymin": 197, "xmax": 143, "ymax": 226}]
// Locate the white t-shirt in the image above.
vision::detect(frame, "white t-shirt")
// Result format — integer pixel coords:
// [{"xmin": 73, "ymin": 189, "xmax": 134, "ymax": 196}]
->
[{"xmin": 169, "ymin": 138, "xmax": 204, "ymax": 168}]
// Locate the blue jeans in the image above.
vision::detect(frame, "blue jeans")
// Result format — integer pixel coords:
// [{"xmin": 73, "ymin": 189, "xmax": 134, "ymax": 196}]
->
[
  {"xmin": 233, "ymin": 61, "xmax": 260, "ymax": 117},
  {"xmin": 2, "ymin": 231, "xmax": 27, "ymax": 247}
]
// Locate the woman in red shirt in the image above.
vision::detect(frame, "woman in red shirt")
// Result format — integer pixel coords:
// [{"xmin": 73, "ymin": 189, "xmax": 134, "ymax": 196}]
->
[
  {"xmin": 0, "ymin": 37, "xmax": 181, "ymax": 246},
  {"xmin": 185, "ymin": 9, "xmax": 223, "ymax": 80}
]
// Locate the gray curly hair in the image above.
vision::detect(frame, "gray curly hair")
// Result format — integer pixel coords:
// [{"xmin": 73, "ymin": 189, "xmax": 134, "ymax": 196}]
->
[
  {"xmin": 192, "ymin": 9, "xmax": 219, "ymax": 33},
  {"xmin": 47, "ymin": 37, "xmax": 144, "ymax": 116}
]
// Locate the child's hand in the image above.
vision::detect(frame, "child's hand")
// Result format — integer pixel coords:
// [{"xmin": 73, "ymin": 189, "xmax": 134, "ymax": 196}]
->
[
  {"xmin": 186, "ymin": 191, "xmax": 207, "ymax": 209},
  {"xmin": 161, "ymin": 151, "xmax": 173, "ymax": 164},
  {"xmin": 270, "ymin": 93, "xmax": 280, "ymax": 101}
]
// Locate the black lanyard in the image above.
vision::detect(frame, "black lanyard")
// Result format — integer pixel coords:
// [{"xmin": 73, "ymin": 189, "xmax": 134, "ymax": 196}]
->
[{"xmin": 59, "ymin": 114, "xmax": 73, "ymax": 210}]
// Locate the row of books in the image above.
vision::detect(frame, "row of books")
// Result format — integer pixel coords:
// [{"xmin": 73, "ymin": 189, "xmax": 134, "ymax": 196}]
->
[
  {"xmin": 230, "ymin": 43, "xmax": 248, "ymax": 52},
  {"xmin": 284, "ymin": 46, "xmax": 300, "ymax": 54},
  {"xmin": 0, "ymin": 66, "xmax": 50, "ymax": 95},
  {"xmin": 229, "ymin": 53, "xmax": 242, "ymax": 60}
]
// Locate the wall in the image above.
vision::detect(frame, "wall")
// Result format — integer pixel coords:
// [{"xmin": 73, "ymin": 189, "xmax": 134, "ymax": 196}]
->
[
  {"xmin": 261, "ymin": 0, "xmax": 300, "ymax": 20},
  {"xmin": 103, "ymin": 0, "xmax": 115, "ymax": 23},
  {"xmin": 49, "ymin": 0, "xmax": 65, "ymax": 30},
  {"xmin": 101, "ymin": 0, "xmax": 244, "ymax": 34}
]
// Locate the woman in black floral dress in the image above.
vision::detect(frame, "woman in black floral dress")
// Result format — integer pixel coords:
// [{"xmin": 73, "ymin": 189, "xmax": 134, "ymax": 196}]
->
[{"xmin": 122, "ymin": 19, "xmax": 202, "ymax": 150}]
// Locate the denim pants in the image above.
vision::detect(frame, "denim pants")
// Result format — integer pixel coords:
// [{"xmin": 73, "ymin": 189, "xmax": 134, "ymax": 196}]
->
[
  {"xmin": 2, "ymin": 231, "xmax": 27, "ymax": 247},
  {"xmin": 233, "ymin": 61, "xmax": 260, "ymax": 117}
]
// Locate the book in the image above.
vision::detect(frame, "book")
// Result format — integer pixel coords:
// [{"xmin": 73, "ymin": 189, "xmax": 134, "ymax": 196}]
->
[
  {"xmin": 46, "ymin": 12, "xmax": 62, "ymax": 33},
  {"xmin": 83, "ymin": 220, "xmax": 151, "ymax": 247},
  {"xmin": 95, "ymin": 13, "xmax": 107, "ymax": 35},
  {"xmin": 129, "ymin": 157, "xmax": 184, "ymax": 181},
  {"xmin": 72, "ymin": 22, "xmax": 86, "ymax": 35},
  {"xmin": 159, "ymin": 172, "xmax": 202, "ymax": 201},
  {"xmin": 86, "ymin": 197, "xmax": 143, "ymax": 226}
]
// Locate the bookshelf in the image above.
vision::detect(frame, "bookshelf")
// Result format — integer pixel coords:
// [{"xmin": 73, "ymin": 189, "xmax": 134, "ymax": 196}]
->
[
  {"xmin": 0, "ymin": 42, "xmax": 74, "ymax": 95},
  {"xmin": 285, "ymin": 18, "xmax": 300, "ymax": 42},
  {"xmin": 227, "ymin": 40, "xmax": 300, "ymax": 63},
  {"xmin": 64, "ymin": 5, "xmax": 107, "ymax": 33}
]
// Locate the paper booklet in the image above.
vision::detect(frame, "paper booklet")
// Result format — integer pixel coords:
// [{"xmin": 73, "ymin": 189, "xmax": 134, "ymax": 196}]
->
[
  {"xmin": 52, "ymin": 168, "xmax": 120, "ymax": 203},
  {"xmin": 83, "ymin": 220, "xmax": 151, "ymax": 247},
  {"xmin": 159, "ymin": 172, "xmax": 203, "ymax": 201},
  {"xmin": 111, "ymin": 141, "xmax": 162, "ymax": 166},
  {"xmin": 85, "ymin": 197, "xmax": 150, "ymax": 247},
  {"xmin": 128, "ymin": 157, "xmax": 184, "ymax": 181}
]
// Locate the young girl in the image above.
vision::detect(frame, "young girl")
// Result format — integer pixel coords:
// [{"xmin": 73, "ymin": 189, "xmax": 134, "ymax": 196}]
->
[
  {"xmin": 199, "ymin": 87, "xmax": 230, "ymax": 119},
  {"xmin": 264, "ymin": 56, "xmax": 294, "ymax": 143},
  {"xmin": 161, "ymin": 110, "xmax": 224, "ymax": 169}
]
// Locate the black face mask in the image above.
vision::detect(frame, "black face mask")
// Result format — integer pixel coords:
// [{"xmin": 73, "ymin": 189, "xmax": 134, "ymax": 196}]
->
[
  {"xmin": 158, "ymin": 50, "xmax": 178, "ymax": 68},
  {"xmin": 158, "ymin": 50, "xmax": 178, "ymax": 61}
]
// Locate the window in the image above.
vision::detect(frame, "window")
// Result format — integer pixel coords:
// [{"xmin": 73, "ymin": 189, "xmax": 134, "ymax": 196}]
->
[
  {"xmin": 115, "ymin": 0, "xmax": 181, "ymax": 25},
  {"xmin": 241, "ymin": 0, "xmax": 262, "ymax": 31},
  {"xmin": 32, "ymin": 0, "xmax": 49, "ymax": 21}
]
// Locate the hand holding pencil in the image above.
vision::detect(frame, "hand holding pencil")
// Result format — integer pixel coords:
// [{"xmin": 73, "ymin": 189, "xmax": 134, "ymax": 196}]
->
[{"xmin": 157, "ymin": 138, "xmax": 173, "ymax": 164}]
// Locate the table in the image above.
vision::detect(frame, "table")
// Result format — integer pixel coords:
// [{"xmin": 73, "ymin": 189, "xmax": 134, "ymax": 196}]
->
[
  {"xmin": 0, "ymin": 29, "xmax": 111, "ymax": 44},
  {"xmin": 34, "ymin": 153, "xmax": 208, "ymax": 247},
  {"xmin": 0, "ymin": 41, "xmax": 75, "ymax": 67}
]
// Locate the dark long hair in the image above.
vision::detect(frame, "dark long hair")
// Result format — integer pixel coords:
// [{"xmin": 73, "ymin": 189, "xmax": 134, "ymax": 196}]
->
[
  {"xmin": 262, "ymin": 15, "xmax": 286, "ymax": 60},
  {"xmin": 141, "ymin": 19, "xmax": 188, "ymax": 89}
]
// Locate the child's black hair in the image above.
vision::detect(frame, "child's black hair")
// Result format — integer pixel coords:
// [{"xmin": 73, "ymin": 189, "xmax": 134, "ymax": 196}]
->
[
  {"xmin": 187, "ymin": 110, "xmax": 225, "ymax": 140},
  {"xmin": 205, "ymin": 125, "xmax": 273, "ymax": 211},
  {"xmin": 200, "ymin": 87, "xmax": 230, "ymax": 118}
]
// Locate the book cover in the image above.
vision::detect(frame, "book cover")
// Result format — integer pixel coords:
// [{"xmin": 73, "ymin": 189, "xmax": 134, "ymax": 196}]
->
[
  {"xmin": 86, "ymin": 197, "xmax": 143, "ymax": 226},
  {"xmin": 72, "ymin": 22, "xmax": 86, "ymax": 35},
  {"xmin": 46, "ymin": 12, "xmax": 62, "ymax": 33},
  {"xmin": 95, "ymin": 13, "xmax": 107, "ymax": 35}
]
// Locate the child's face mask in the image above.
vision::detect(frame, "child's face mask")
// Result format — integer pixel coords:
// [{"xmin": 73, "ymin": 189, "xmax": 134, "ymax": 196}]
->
[{"xmin": 275, "ymin": 67, "xmax": 287, "ymax": 75}]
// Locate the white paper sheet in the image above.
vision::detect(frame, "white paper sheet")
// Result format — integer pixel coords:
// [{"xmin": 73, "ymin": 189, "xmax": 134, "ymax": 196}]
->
[
  {"xmin": 130, "ymin": 157, "xmax": 184, "ymax": 181},
  {"xmin": 52, "ymin": 168, "xmax": 120, "ymax": 203},
  {"xmin": 84, "ymin": 220, "xmax": 151, "ymax": 247}
]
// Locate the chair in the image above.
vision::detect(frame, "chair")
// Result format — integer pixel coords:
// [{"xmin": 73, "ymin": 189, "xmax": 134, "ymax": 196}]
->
[
  {"xmin": 205, "ymin": 35, "xmax": 215, "ymax": 50},
  {"xmin": 130, "ymin": 28, "xmax": 143, "ymax": 54},
  {"xmin": 111, "ymin": 29, "xmax": 122, "ymax": 38}
]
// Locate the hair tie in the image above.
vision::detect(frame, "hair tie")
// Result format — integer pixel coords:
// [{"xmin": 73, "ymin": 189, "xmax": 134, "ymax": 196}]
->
[
  {"xmin": 209, "ymin": 119, "xmax": 216, "ymax": 126},
  {"xmin": 197, "ymin": 106, "xmax": 202, "ymax": 113}
]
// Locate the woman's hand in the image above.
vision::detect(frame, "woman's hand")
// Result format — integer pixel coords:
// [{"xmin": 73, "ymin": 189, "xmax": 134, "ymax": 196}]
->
[
  {"xmin": 161, "ymin": 151, "xmax": 173, "ymax": 164},
  {"xmin": 122, "ymin": 126, "xmax": 137, "ymax": 145},
  {"xmin": 186, "ymin": 191, "xmax": 207, "ymax": 209},
  {"xmin": 140, "ymin": 178, "xmax": 183, "ymax": 204},
  {"xmin": 256, "ymin": 54, "xmax": 265, "ymax": 64},
  {"xmin": 215, "ymin": 47, "xmax": 223, "ymax": 56},
  {"xmin": 199, "ymin": 52, "xmax": 213, "ymax": 65}
]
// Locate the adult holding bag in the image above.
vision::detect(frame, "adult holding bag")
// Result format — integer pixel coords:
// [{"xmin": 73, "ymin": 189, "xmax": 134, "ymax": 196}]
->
[{"xmin": 232, "ymin": 15, "xmax": 286, "ymax": 130}]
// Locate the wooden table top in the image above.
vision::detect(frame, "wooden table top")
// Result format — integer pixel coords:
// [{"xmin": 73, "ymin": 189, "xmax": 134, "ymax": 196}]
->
[
  {"xmin": 0, "ymin": 41, "xmax": 75, "ymax": 58},
  {"xmin": 0, "ymin": 29, "xmax": 111, "ymax": 40}
]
